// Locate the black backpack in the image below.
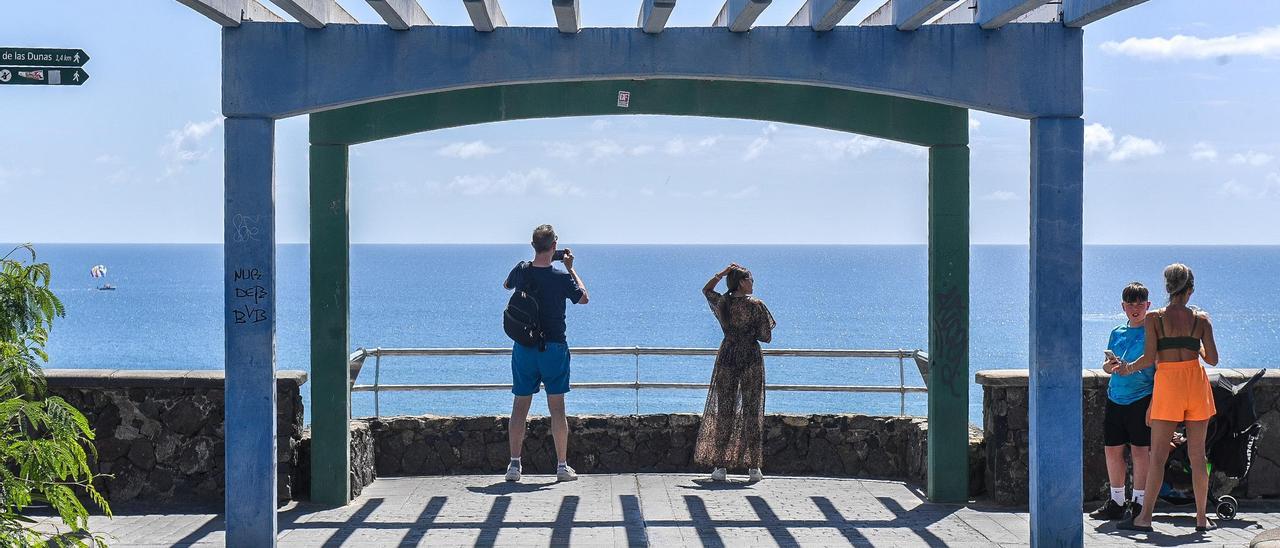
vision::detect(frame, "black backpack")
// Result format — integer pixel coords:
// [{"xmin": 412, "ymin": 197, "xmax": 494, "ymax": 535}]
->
[{"xmin": 503, "ymin": 262, "xmax": 545, "ymax": 350}]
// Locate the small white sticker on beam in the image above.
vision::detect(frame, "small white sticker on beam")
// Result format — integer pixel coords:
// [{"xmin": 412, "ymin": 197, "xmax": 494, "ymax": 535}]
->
[
  {"xmin": 367, "ymin": 0, "xmax": 431, "ymax": 29},
  {"xmin": 977, "ymin": 0, "xmax": 1049, "ymax": 29},
  {"xmin": 713, "ymin": 0, "xmax": 772, "ymax": 33},
  {"xmin": 638, "ymin": 0, "xmax": 677, "ymax": 34},
  {"xmin": 463, "ymin": 0, "xmax": 507, "ymax": 32},
  {"xmin": 267, "ymin": 0, "xmax": 357, "ymax": 28},
  {"xmin": 552, "ymin": 0, "xmax": 580, "ymax": 33},
  {"xmin": 1063, "ymin": 0, "xmax": 1148, "ymax": 27},
  {"xmin": 860, "ymin": 0, "xmax": 953, "ymax": 30},
  {"xmin": 175, "ymin": 0, "xmax": 283, "ymax": 26},
  {"xmin": 787, "ymin": 0, "xmax": 860, "ymax": 32}
]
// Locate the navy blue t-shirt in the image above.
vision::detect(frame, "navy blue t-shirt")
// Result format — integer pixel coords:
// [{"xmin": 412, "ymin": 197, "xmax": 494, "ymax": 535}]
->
[{"xmin": 504, "ymin": 263, "xmax": 585, "ymax": 343}]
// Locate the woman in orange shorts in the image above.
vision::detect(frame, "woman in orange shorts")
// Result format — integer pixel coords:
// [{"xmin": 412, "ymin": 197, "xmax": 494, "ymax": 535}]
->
[{"xmin": 1118, "ymin": 263, "xmax": 1219, "ymax": 533}]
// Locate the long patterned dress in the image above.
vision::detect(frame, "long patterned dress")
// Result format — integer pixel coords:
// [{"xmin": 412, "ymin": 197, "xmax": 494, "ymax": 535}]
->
[{"xmin": 693, "ymin": 289, "xmax": 776, "ymax": 469}]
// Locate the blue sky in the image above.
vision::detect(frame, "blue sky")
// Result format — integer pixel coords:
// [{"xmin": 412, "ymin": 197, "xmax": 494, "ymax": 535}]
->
[{"xmin": 1, "ymin": 1, "xmax": 1277, "ymax": 244}]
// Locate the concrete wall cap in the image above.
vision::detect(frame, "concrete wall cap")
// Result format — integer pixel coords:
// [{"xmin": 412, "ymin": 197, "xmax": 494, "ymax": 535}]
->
[
  {"xmin": 42, "ymin": 369, "xmax": 308, "ymax": 388},
  {"xmin": 976, "ymin": 367, "xmax": 1274, "ymax": 387}
]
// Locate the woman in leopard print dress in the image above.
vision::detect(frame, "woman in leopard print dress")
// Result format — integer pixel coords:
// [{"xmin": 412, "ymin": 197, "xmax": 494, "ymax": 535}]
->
[{"xmin": 693, "ymin": 263, "xmax": 776, "ymax": 482}]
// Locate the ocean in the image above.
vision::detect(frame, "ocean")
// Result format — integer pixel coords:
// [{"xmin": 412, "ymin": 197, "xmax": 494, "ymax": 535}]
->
[{"xmin": 21, "ymin": 244, "xmax": 1280, "ymax": 425}]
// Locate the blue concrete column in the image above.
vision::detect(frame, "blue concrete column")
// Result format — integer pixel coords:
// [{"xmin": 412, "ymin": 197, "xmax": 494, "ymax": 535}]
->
[
  {"xmin": 224, "ymin": 116, "xmax": 278, "ymax": 546},
  {"xmin": 1028, "ymin": 117, "xmax": 1084, "ymax": 547}
]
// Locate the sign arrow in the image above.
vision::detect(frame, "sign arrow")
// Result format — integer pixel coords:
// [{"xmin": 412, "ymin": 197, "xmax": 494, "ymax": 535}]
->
[
  {"xmin": 0, "ymin": 67, "xmax": 89, "ymax": 86},
  {"xmin": 0, "ymin": 47, "xmax": 90, "ymax": 67}
]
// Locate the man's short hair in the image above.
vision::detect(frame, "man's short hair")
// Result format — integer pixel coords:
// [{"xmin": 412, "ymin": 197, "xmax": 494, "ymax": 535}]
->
[
  {"xmin": 532, "ymin": 224, "xmax": 557, "ymax": 253},
  {"xmin": 1122, "ymin": 282, "xmax": 1149, "ymax": 303}
]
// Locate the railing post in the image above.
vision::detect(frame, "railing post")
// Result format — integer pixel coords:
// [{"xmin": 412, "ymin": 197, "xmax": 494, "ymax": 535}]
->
[
  {"xmin": 634, "ymin": 346, "xmax": 640, "ymax": 416},
  {"xmin": 898, "ymin": 350, "xmax": 906, "ymax": 416},
  {"xmin": 374, "ymin": 349, "xmax": 382, "ymax": 418}
]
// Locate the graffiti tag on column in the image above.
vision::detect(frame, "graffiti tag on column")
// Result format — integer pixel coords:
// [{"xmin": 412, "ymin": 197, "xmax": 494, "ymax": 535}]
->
[
  {"xmin": 232, "ymin": 214, "xmax": 265, "ymax": 243},
  {"xmin": 230, "ymin": 266, "xmax": 268, "ymax": 325}
]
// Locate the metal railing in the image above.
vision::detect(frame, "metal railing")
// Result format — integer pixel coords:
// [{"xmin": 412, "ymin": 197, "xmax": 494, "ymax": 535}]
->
[{"xmin": 349, "ymin": 347, "xmax": 931, "ymax": 418}]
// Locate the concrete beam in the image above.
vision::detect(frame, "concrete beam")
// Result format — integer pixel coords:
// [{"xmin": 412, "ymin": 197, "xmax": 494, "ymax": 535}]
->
[
  {"xmin": 638, "ymin": 0, "xmax": 677, "ymax": 34},
  {"xmin": 861, "ymin": 0, "xmax": 954, "ymax": 30},
  {"xmin": 367, "ymin": 0, "xmax": 431, "ymax": 29},
  {"xmin": 930, "ymin": 0, "xmax": 973, "ymax": 25},
  {"xmin": 176, "ymin": 0, "xmax": 282, "ymax": 26},
  {"xmin": 266, "ymin": 0, "xmax": 357, "ymax": 28},
  {"xmin": 463, "ymin": 0, "xmax": 507, "ymax": 32},
  {"xmin": 713, "ymin": 0, "xmax": 772, "ymax": 33},
  {"xmin": 552, "ymin": 0, "xmax": 580, "ymax": 33},
  {"xmin": 977, "ymin": 0, "xmax": 1049, "ymax": 29},
  {"xmin": 224, "ymin": 24, "xmax": 1084, "ymax": 120},
  {"xmin": 1063, "ymin": 0, "xmax": 1147, "ymax": 27},
  {"xmin": 787, "ymin": 0, "xmax": 860, "ymax": 32}
]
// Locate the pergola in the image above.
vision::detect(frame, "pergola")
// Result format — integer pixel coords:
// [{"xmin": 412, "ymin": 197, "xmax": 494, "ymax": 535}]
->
[{"xmin": 176, "ymin": 0, "xmax": 1148, "ymax": 545}]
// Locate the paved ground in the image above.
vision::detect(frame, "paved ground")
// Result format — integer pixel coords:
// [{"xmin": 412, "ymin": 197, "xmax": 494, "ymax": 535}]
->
[{"xmin": 31, "ymin": 474, "xmax": 1280, "ymax": 546}]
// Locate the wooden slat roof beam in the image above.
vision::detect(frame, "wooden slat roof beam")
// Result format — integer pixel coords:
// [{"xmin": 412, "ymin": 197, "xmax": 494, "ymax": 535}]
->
[
  {"xmin": 1063, "ymin": 0, "xmax": 1148, "ymax": 27},
  {"xmin": 638, "ymin": 0, "xmax": 677, "ymax": 34},
  {"xmin": 787, "ymin": 0, "xmax": 861, "ymax": 32},
  {"xmin": 463, "ymin": 0, "xmax": 507, "ymax": 32},
  {"xmin": 977, "ymin": 0, "xmax": 1050, "ymax": 29},
  {"xmin": 713, "ymin": 0, "xmax": 772, "ymax": 33},
  {"xmin": 267, "ymin": 0, "xmax": 357, "ymax": 28},
  {"xmin": 367, "ymin": 0, "xmax": 432, "ymax": 29},
  {"xmin": 552, "ymin": 0, "xmax": 581, "ymax": 34},
  {"xmin": 176, "ymin": 0, "xmax": 283, "ymax": 26}
]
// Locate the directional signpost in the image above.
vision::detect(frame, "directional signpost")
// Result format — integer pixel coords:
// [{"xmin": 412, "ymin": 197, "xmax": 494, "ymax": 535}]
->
[{"xmin": 0, "ymin": 47, "xmax": 90, "ymax": 86}]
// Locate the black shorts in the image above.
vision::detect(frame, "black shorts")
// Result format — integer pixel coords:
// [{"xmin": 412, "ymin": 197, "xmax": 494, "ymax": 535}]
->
[{"xmin": 1104, "ymin": 395, "xmax": 1152, "ymax": 447}]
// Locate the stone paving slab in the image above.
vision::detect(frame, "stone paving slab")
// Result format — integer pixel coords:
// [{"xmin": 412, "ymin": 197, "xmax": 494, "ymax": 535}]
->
[{"xmin": 28, "ymin": 474, "xmax": 1280, "ymax": 546}]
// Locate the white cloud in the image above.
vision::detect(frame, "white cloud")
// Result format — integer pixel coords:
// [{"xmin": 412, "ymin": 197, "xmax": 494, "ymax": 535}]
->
[
  {"xmin": 1084, "ymin": 123, "xmax": 1164, "ymax": 162},
  {"xmin": 545, "ymin": 142, "xmax": 580, "ymax": 159},
  {"xmin": 1229, "ymin": 150, "xmax": 1275, "ymax": 167},
  {"xmin": 543, "ymin": 139, "xmax": 643, "ymax": 161},
  {"xmin": 1219, "ymin": 180, "xmax": 1252, "ymax": 198},
  {"xmin": 968, "ymin": 117, "xmax": 981, "ymax": 130},
  {"xmin": 729, "ymin": 185, "xmax": 760, "ymax": 200},
  {"xmin": 1109, "ymin": 136, "xmax": 1165, "ymax": 161},
  {"xmin": 1083, "ymin": 123, "xmax": 1115, "ymax": 156},
  {"xmin": 427, "ymin": 168, "xmax": 582, "ymax": 197},
  {"xmin": 981, "ymin": 191, "xmax": 1018, "ymax": 202},
  {"xmin": 1191, "ymin": 142, "xmax": 1218, "ymax": 162},
  {"xmin": 815, "ymin": 135, "xmax": 925, "ymax": 160},
  {"xmin": 629, "ymin": 145, "xmax": 655, "ymax": 156},
  {"xmin": 743, "ymin": 123, "xmax": 780, "ymax": 161},
  {"xmin": 590, "ymin": 119, "xmax": 611, "ymax": 131},
  {"xmin": 160, "ymin": 116, "xmax": 222, "ymax": 178},
  {"xmin": 94, "ymin": 154, "xmax": 122, "ymax": 164},
  {"xmin": 436, "ymin": 141, "xmax": 501, "ymax": 159},
  {"xmin": 663, "ymin": 136, "xmax": 720, "ymax": 156},
  {"xmin": 1263, "ymin": 173, "xmax": 1280, "ymax": 199},
  {"xmin": 1101, "ymin": 26, "xmax": 1280, "ymax": 61}
]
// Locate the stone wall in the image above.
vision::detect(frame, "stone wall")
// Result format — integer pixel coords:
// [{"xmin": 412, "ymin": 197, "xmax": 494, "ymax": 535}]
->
[
  {"xmin": 45, "ymin": 369, "xmax": 307, "ymax": 504},
  {"xmin": 978, "ymin": 368, "xmax": 1278, "ymax": 506},
  {"xmin": 362, "ymin": 413, "xmax": 984, "ymax": 493},
  {"xmin": 294, "ymin": 421, "xmax": 378, "ymax": 500}
]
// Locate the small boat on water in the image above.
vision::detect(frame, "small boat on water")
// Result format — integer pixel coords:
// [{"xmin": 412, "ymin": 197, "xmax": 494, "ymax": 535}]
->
[{"xmin": 91, "ymin": 264, "xmax": 114, "ymax": 291}]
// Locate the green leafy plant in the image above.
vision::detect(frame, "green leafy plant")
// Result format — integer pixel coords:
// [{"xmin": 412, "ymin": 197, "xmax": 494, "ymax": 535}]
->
[{"xmin": 0, "ymin": 244, "xmax": 110, "ymax": 546}]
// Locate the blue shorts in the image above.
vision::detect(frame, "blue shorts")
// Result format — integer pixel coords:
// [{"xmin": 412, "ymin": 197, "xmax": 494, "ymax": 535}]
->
[{"xmin": 511, "ymin": 342, "xmax": 571, "ymax": 396}]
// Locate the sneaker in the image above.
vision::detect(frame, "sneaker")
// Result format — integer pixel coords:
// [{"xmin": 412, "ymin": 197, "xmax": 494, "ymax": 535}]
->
[
  {"xmin": 710, "ymin": 468, "xmax": 727, "ymax": 482},
  {"xmin": 1124, "ymin": 501, "xmax": 1142, "ymax": 519},
  {"xmin": 748, "ymin": 468, "xmax": 764, "ymax": 482},
  {"xmin": 1089, "ymin": 499, "xmax": 1126, "ymax": 520},
  {"xmin": 505, "ymin": 460, "xmax": 522, "ymax": 482},
  {"xmin": 556, "ymin": 464, "xmax": 578, "ymax": 482}
]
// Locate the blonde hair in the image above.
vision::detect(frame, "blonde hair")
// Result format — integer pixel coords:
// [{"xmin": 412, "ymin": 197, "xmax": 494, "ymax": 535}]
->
[{"xmin": 1163, "ymin": 263, "xmax": 1194, "ymax": 302}]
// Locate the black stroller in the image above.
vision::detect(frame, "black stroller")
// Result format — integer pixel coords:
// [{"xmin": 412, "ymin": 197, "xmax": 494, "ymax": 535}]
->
[{"xmin": 1158, "ymin": 369, "xmax": 1266, "ymax": 520}]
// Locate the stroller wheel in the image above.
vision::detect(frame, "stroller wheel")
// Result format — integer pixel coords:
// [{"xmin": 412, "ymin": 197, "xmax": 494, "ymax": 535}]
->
[{"xmin": 1216, "ymin": 496, "xmax": 1237, "ymax": 520}]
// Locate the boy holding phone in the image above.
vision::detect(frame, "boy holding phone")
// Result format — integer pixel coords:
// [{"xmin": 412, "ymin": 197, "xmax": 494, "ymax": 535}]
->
[{"xmin": 1090, "ymin": 282, "xmax": 1154, "ymax": 520}]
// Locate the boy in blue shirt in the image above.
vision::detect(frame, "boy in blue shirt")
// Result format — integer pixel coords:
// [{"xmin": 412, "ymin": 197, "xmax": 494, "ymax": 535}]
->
[{"xmin": 1090, "ymin": 282, "xmax": 1154, "ymax": 520}]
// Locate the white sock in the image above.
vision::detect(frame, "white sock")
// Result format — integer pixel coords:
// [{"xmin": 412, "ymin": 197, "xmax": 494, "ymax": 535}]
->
[
  {"xmin": 557, "ymin": 461, "xmax": 568, "ymax": 469},
  {"xmin": 1133, "ymin": 490, "xmax": 1145, "ymax": 505},
  {"xmin": 1111, "ymin": 487, "xmax": 1125, "ymax": 505},
  {"xmin": 510, "ymin": 457, "xmax": 521, "ymax": 463}
]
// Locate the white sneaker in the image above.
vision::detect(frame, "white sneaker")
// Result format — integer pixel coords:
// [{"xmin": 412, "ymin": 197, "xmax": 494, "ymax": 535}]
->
[
  {"xmin": 748, "ymin": 468, "xmax": 764, "ymax": 482},
  {"xmin": 556, "ymin": 464, "xmax": 578, "ymax": 482},
  {"xmin": 505, "ymin": 460, "xmax": 522, "ymax": 482},
  {"xmin": 710, "ymin": 468, "xmax": 727, "ymax": 482}
]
